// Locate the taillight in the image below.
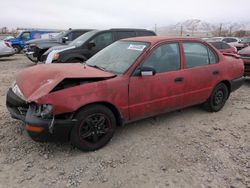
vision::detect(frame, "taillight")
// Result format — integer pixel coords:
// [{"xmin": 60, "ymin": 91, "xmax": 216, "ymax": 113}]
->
[{"xmin": 4, "ymin": 41, "xmax": 11, "ymax": 48}]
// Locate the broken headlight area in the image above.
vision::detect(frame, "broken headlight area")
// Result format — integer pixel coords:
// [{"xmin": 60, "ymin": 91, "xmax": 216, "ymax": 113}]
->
[
  {"xmin": 34, "ymin": 104, "xmax": 54, "ymax": 119},
  {"xmin": 51, "ymin": 78, "xmax": 107, "ymax": 92}
]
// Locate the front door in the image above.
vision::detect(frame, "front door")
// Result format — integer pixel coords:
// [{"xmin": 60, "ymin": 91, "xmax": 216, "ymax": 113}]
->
[{"xmin": 129, "ymin": 43, "xmax": 185, "ymax": 121}]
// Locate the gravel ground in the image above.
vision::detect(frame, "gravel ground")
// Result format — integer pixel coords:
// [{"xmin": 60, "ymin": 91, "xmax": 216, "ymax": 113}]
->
[{"xmin": 0, "ymin": 54, "xmax": 249, "ymax": 188}]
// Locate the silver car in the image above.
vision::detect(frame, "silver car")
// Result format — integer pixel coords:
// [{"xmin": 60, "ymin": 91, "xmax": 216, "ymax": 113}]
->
[{"xmin": 0, "ymin": 40, "xmax": 15, "ymax": 58}]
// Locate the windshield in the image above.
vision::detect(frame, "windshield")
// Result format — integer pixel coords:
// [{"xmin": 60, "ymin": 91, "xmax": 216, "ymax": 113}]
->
[
  {"xmin": 16, "ymin": 32, "xmax": 23, "ymax": 38},
  {"xmin": 54, "ymin": 31, "xmax": 67, "ymax": 39},
  {"xmin": 69, "ymin": 30, "xmax": 99, "ymax": 47},
  {"xmin": 86, "ymin": 41, "xmax": 149, "ymax": 74}
]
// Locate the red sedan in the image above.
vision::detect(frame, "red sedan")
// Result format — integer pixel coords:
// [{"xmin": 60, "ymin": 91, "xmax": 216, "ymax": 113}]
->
[{"xmin": 7, "ymin": 36, "xmax": 244, "ymax": 151}]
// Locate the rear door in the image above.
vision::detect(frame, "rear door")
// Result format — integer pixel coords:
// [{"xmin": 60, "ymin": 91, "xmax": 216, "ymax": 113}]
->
[
  {"xmin": 129, "ymin": 42, "xmax": 185, "ymax": 120},
  {"xmin": 181, "ymin": 42, "xmax": 220, "ymax": 107}
]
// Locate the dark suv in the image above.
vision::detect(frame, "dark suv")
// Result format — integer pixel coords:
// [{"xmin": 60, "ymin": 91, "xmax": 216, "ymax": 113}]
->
[
  {"xmin": 25, "ymin": 29, "xmax": 92, "ymax": 63},
  {"xmin": 41, "ymin": 29, "xmax": 156, "ymax": 63}
]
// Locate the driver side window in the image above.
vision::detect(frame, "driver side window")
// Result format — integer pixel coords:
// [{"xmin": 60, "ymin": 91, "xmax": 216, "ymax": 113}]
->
[
  {"xmin": 142, "ymin": 43, "xmax": 181, "ymax": 73},
  {"xmin": 90, "ymin": 32, "xmax": 114, "ymax": 50},
  {"xmin": 21, "ymin": 32, "xmax": 31, "ymax": 40}
]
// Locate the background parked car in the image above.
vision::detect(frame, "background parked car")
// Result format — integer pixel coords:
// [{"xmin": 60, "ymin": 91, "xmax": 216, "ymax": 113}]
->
[
  {"xmin": 6, "ymin": 30, "xmax": 61, "ymax": 53},
  {"xmin": 0, "ymin": 40, "xmax": 15, "ymax": 58},
  {"xmin": 238, "ymin": 46, "xmax": 250, "ymax": 76},
  {"xmin": 221, "ymin": 37, "xmax": 246, "ymax": 50},
  {"xmin": 239, "ymin": 37, "xmax": 250, "ymax": 46},
  {"xmin": 42, "ymin": 28, "xmax": 156, "ymax": 64},
  {"xmin": 24, "ymin": 29, "xmax": 91, "ymax": 63},
  {"xmin": 209, "ymin": 41, "xmax": 237, "ymax": 54},
  {"xmin": 207, "ymin": 37, "xmax": 246, "ymax": 50}
]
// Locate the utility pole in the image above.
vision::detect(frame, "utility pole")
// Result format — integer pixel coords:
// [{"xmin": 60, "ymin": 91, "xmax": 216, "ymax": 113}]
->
[
  {"xmin": 191, "ymin": 25, "xmax": 195, "ymax": 36},
  {"xmin": 219, "ymin": 23, "xmax": 222, "ymax": 36},
  {"xmin": 229, "ymin": 25, "xmax": 233, "ymax": 36},
  {"xmin": 180, "ymin": 25, "xmax": 183, "ymax": 36}
]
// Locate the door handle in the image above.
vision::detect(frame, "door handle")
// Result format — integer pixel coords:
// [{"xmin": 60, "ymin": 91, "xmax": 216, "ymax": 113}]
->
[
  {"xmin": 174, "ymin": 77, "xmax": 184, "ymax": 82},
  {"xmin": 213, "ymin": 70, "xmax": 220, "ymax": 75}
]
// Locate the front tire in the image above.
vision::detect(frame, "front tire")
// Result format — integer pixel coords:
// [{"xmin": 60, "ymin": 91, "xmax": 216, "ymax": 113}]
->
[
  {"xmin": 203, "ymin": 83, "xmax": 229, "ymax": 112},
  {"xmin": 12, "ymin": 45, "xmax": 22, "ymax": 53},
  {"xmin": 70, "ymin": 105, "xmax": 116, "ymax": 151}
]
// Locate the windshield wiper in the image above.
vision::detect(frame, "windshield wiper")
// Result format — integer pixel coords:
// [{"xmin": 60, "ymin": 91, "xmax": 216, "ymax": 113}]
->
[{"xmin": 87, "ymin": 64, "xmax": 106, "ymax": 71}]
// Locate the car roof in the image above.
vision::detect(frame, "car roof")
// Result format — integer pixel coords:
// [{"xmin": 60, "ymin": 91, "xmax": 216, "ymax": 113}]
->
[
  {"xmin": 68, "ymin": 29, "xmax": 93, "ymax": 31},
  {"xmin": 109, "ymin": 28, "xmax": 154, "ymax": 31},
  {"xmin": 210, "ymin": 41, "xmax": 227, "ymax": 44},
  {"xmin": 121, "ymin": 36, "xmax": 204, "ymax": 45}
]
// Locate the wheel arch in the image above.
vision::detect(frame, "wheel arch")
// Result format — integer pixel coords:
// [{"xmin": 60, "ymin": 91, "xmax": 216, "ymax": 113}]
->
[
  {"xmin": 62, "ymin": 54, "xmax": 87, "ymax": 63},
  {"xmin": 220, "ymin": 80, "xmax": 231, "ymax": 98},
  {"xmin": 74, "ymin": 101, "xmax": 124, "ymax": 127}
]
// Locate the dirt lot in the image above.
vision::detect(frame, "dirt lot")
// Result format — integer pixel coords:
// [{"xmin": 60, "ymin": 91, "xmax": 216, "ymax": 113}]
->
[{"xmin": 0, "ymin": 54, "xmax": 249, "ymax": 188}]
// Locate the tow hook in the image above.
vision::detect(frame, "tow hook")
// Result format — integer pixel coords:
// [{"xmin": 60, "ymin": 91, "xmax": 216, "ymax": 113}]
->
[{"xmin": 49, "ymin": 116, "xmax": 55, "ymax": 133}]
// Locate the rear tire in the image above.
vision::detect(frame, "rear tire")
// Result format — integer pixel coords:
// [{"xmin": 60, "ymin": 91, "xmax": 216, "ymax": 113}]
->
[
  {"xmin": 203, "ymin": 83, "xmax": 229, "ymax": 112},
  {"xmin": 70, "ymin": 105, "xmax": 116, "ymax": 151}
]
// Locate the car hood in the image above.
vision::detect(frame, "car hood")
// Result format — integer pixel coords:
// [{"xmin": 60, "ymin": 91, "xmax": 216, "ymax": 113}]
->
[
  {"xmin": 35, "ymin": 41, "xmax": 66, "ymax": 50},
  {"xmin": 7, "ymin": 38, "xmax": 19, "ymax": 43},
  {"xmin": 26, "ymin": 38, "xmax": 56, "ymax": 45},
  {"xmin": 238, "ymin": 46, "xmax": 250, "ymax": 55},
  {"xmin": 16, "ymin": 63, "xmax": 116, "ymax": 102},
  {"xmin": 43, "ymin": 45, "xmax": 72, "ymax": 55}
]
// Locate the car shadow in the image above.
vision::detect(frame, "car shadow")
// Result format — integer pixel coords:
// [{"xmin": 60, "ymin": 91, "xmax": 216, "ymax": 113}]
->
[
  {"xmin": 244, "ymin": 77, "xmax": 250, "ymax": 84},
  {"xmin": 0, "ymin": 58, "xmax": 18, "ymax": 62},
  {"xmin": 25, "ymin": 105, "xmax": 204, "ymax": 155}
]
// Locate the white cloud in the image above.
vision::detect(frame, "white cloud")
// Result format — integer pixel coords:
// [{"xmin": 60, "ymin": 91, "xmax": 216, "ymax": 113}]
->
[{"xmin": 0, "ymin": 0, "xmax": 249, "ymax": 29}]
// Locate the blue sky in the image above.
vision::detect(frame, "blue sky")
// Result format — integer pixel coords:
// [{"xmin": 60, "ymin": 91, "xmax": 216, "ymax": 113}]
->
[{"xmin": 1, "ymin": 0, "xmax": 249, "ymax": 29}]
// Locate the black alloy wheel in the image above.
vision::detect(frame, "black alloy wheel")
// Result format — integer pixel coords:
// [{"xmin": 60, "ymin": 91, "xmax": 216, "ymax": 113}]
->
[
  {"xmin": 203, "ymin": 83, "xmax": 229, "ymax": 112},
  {"xmin": 70, "ymin": 105, "xmax": 116, "ymax": 151}
]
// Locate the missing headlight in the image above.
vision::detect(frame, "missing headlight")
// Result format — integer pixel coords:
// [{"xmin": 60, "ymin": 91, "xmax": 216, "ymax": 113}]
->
[{"xmin": 35, "ymin": 104, "xmax": 54, "ymax": 119}]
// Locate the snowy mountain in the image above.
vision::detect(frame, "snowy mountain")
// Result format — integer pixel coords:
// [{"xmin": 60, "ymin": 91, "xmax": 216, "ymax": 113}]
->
[{"xmin": 157, "ymin": 19, "xmax": 250, "ymax": 37}]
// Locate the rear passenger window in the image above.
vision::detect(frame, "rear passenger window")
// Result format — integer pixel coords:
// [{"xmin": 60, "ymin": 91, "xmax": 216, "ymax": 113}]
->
[
  {"xmin": 142, "ymin": 43, "xmax": 181, "ymax": 73},
  {"xmin": 116, "ymin": 31, "xmax": 136, "ymax": 40},
  {"xmin": 208, "ymin": 48, "xmax": 218, "ymax": 64},
  {"xmin": 222, "ymin": 43, "xmax": 231, "ymax": 49},
  {"xmin": 183, "ymin": 42, "xmax": 218, "ymax": 68}
]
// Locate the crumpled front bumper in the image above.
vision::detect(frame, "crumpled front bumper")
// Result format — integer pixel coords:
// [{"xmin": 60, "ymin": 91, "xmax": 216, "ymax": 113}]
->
[{"xmin": 6, "ymin": 89, "xmax": 77, "ymax": 141}]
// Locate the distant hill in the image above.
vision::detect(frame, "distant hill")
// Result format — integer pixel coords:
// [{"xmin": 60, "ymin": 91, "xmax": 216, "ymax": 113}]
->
[{"xmin": 157, "ymin": 19, "xmax": 250, "ymax": 37}]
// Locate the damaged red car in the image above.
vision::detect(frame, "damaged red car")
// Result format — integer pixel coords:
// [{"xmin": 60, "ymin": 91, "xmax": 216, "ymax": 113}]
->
[{"xmin": 6, "ymin": 36, "xmax": 245, "ymax": 151}]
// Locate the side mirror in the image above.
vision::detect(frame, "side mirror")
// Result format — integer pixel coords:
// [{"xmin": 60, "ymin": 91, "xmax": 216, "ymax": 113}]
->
[
  {"xmin": 62, "ymin": 36, "xmax": 69, "ymax": 43},
  {"xmin": 140, "ymin": 66, "xmax": 156, "ymax": 76},
  {"xmin": 87, "ymin": 42, "xmax": 96, "ymax": 50}
]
